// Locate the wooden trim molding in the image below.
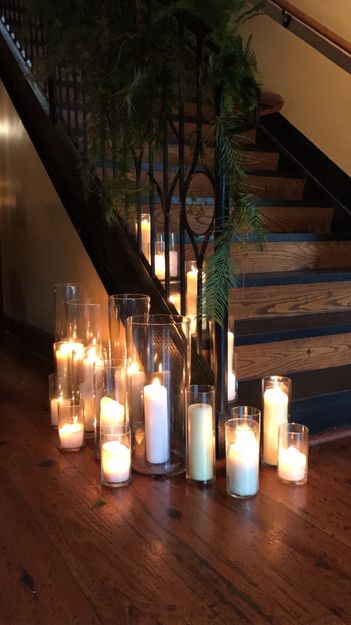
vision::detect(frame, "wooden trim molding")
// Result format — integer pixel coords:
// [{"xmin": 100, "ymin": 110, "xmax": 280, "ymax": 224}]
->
[{"xmin": 270, "ymin": 0, "xmax": 351, "ymax": 55}]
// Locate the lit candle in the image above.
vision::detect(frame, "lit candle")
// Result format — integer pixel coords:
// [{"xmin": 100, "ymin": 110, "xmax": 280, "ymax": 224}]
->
[
  {"xmin": 187, "ymin": 403, "xmax": 214, "ymax": 482},
  {"xmin": 186, "ymin": 264, "xmax": 198, "ymax": 318},
  {"xmin": 263, "ymin": 384, "xmax": 288, "ymax": 466},
  {"xmin": 141, "ymin": 216, "xmax": 151, "ymax": 261},
  {"xmin": 228, "ymin": 370, "xmax": 237, "ymax": 402},
  {"xmin": 278, "ymin": 445, "xmax": 307, "ymax": 483},
  {"xmin": 155, "ymin": 251, "xmax": 166, "ymax": 280},
  {"xmin": 144, "ymin": 378, "xmax": 169, "ymax": 464},
  {"xmin": 55, "ymin": 341, "xmax": 84, "ymax": 382},
  {"xmin": 101, "ymin": 440, "xmax": 131, "ymax": 484},
  {"xmin": 227, "ymin": 425, "xmax": 259, "ymax": 497},
  {"xmin": 169, "ymin": 292, "xmax": 181, "ymax": 314},
  {"xmin": 83, "ymin": 346, "xmax": 102, "ymax": 390},
  {"xmin": 100, "ymin": 396, "xmax": 124, "ymax": 428},
  {"xmin": 228, "ymin": 330, "xmax": 234, "ymax": 371},
  {"xmin": 58, "ymin": 420, "xmax": 84, "ymax": 451}
]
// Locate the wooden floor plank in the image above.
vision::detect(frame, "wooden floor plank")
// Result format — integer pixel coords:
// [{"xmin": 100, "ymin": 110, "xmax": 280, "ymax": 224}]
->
[{"xmin": 0, "ymin": 336, "xmax": 350, "ymax": 625}]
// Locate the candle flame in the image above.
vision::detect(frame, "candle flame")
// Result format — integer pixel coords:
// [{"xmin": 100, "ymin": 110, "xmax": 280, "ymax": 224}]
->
[
  {"xmin": 158, "ymin": 363, "xmax": 163, "ymax": 373},
  {"xmin": 152, "ymin": 377, "xmax": 161, "ymax": 386}
]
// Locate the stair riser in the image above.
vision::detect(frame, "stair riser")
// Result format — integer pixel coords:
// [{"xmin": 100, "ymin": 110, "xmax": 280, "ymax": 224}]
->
[
  {"xmin": 230, "ymin": 281, "xmax": 351, "ymax": 320},
  {"xmin": 154, "ymin": 205, "xmax": 333, "ymax": 235},
  {"xmin": 145, "ymin": 170, "xmax": 303, "ymax": 200},
  {"xmin": 237, "ymin": 332, "xmax": 351, "ymax": 380},
  {"xmin": 166, "ymin": 145, "xmax": 279, "ymax": 171},
  {"xmin": 172, "ymin": 122, "xmax": 257, "ymax": 143}
]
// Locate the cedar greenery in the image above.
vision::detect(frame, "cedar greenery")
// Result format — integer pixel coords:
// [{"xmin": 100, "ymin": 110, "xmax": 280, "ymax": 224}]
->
[{"xmin": 24, "ymin": 0, "xmax": 265, "ymax": 325}]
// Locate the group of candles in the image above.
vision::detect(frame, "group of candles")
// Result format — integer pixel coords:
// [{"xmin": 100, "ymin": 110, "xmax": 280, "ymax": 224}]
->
[{"xmin": 49, "ymin": 284, "xmax": 308, "ymax": 495}]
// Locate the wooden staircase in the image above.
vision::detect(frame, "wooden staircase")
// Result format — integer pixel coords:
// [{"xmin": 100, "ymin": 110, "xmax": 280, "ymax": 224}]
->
[{"xmin": 152, "ymin": 110, "xmax": 351, "ymax": 434}]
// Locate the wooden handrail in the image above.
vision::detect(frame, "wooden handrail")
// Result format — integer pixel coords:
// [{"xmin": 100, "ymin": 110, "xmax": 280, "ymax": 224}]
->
[{"xmin": 270, "ymin": 0, "xmax": 351, "ymax": 56}]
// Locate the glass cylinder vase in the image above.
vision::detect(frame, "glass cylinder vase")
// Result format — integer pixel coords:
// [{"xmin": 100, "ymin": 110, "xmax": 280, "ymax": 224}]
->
[
  {"xmin": 53, "ymin": 282, "xmax": 85, "ymax": 341},
  {"xmin": 80, "ymin": 344, "xmax": 106, "ymax": 435},
  {"xmin": 262, "ymin": 375, "xmax": 292, "ymax": 466},
  {"xmin": 58, "ymin": 396, "xmax": 84, "ymax": 452},
  {"xmin": 278, "ymin": 422, "xmax": 309, "ymax": 486},
  {"xmin": 48, "ymin": 372, "xmax": 64, "ymax": 429},
  {"xmin": 95, "ymin": 359, "xmax": 127, "ymax": 459},
  {"xmin": 101, "ymin": 424, "xmax": 131, "ymax": 488},
  {"xmin": 185, "ymin": 385, "xmax": 216, "ymax": 485},
  {"xmin": 108, "ymin": 293, "xmax": 150, "ymax": 361},
  {"xmin": 66, "ymin": 300, "xmax": 102, "ymax": 345},
  {"xmin": 127, "ymin": 314, "xmax": 190, "ymax": 476},
  {"xmin": 225, "ymin": 409, "xmax": 260, "ymax": 499}
]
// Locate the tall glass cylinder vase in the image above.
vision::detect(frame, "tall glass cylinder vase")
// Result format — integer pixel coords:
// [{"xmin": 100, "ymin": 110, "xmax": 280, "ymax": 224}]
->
[
  {"xmin": 66, "ymin": 300, "xmax": 102, "ymax": 345},
  {"xmin": 53, "ymin": 283, "xmax": 85, "ymax": 340},
  {"xmin": 127, "ymin": 314, "xmax": 190, "ymax": 476},
  {"xmin": 108, "ymin": 293, "xmax": 150, "ymax": 361},
  {"xmin": 262, "ymin": 375, "xmax": 291, "ymax": 466},
  {"xmin": 94, "ymin": 359, "xmax": 127, "ymax": 459},
  {"xmin": 80, "ymin": 344, "xmax": 106, "ymax": 435}
]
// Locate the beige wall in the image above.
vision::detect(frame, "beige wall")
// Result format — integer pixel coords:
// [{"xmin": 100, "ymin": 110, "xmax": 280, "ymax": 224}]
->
[
  {"xmin": 241, "ymin": 5, "xmax": 351, "ymax": 175},
  {"xmin": 0, "ymin": 80, "xmax": 109, "ymax": 338}
]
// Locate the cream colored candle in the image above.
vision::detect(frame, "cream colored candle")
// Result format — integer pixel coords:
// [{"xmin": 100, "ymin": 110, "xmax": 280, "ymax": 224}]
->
[
  {"xmin": 100, "ymin": 396, "xmax": 124, "ymax": 428},
  {"xmin": 228, "ymin": 330, "xmax": 234, "ymax": 371},
  {"xmin": 169, "ymin": 292, "xmax": 181, "ymax": 314},
  {"xmin": 170, "ymin": 250, "xmax": 178, "ymax": 277},
  {"xmin": 101, "ymin": 440, "xmax": 131, "ymax": 484},
  {"xmin": 227, "ymin": 426, "xmax": 259, "ymax": 497},
  {"xmin": 228, "ymin": 371, "xmax": 237, "ymax": 402},
  {"xmin": 278, "ymin": 445, "xmax": 307, "ymax": 483},
  {"xmin": 141, "ymin": 216, "xmax": 151, "ymax": 261},
  {"xmin": 186, "ymin": 264, "xmax": 198, "ymax": 318},
  {"xmin": 58, "ymin": 421, "xmax": 84, "ymax": 450},
  {"xmin": 263, "ymin": 385, "xmax": 288, "ymax": 466},
  {"xmin": 187, "ymin": 403, "xmax": 214, "ymax": 482},
  {"xmin": 144, "ymin": 378, "xmax": 169, "ymax": 464},
  {"xmin": 155, "ymin": 251, "xmax": 166, "ymax": 280}
]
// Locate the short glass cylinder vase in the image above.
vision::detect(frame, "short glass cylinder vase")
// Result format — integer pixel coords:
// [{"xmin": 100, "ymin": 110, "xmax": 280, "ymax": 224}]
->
[
  {"xmin": 185, "ymin": 385, "xmax": 216, "ymax": 485},
  {"xmin": 58, "ymin": 397, "xmax": 84, "ymax": 452},
  {"xmin": 53, "ymin": 282, "xmax": 85, "ymax": 341},
  {"xmin": 127, "ymin": 314, "xmax": 190, "ymax": 476},
  {"xmin": 108, "ymin": 293, "xmax": 150, "ymax": 361},
  {"xmin": 48, "ymin": 372, "xmax": 64, "ymax": 428},
  {"xmin": 66, "ymin": 300, "xmax": 102, "ymax": 345},
  {"xmin": 277, "ymin": 422, "xmax": 309, "ymax": 486},
  {"xmin": 156, "ymin": 232, "xmax": 178, "ymax": 278},
  {"xmin": 154, "ymin": 240, "xmax": 166, "ymax": 281},
  {"xmin": 225, "ymin": 410, "xmax": 260, "ymax": 499},
  {"xmin": 262, "ymin": 375, "xmax": 291, "ymax": 466},
  {"xmin": 95, "ymin": 360, "xmax": 127, "ymax": 457},
  {"xmin": 101, "ymin": 424, "xmax": 131, "ymax": 488}
]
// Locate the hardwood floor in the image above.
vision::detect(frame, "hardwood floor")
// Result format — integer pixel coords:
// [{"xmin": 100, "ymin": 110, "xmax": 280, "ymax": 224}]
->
[{"xmin": 0, "ymin": 335, "xmax": 350, "ymax": 625}]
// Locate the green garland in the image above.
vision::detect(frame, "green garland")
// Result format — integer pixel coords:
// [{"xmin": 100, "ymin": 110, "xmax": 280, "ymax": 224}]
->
[{"xmin": 25, "ymin": 0, "xmax": 265, "ymax": 324}]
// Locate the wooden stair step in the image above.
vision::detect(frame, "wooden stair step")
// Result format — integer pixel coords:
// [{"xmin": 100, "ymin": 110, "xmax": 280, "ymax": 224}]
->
[
  {"xmin": 237, "ymin": 364, "xmax": 351, "ymax": 434},
  {"xmin": 167, "ymin": 143, "xmax": 279, "ymax": 171},
  {"xmin": 235, "ymin": 308, "xmax": 351, "ymax": 379},
  {"xmin": 152, "ymin": 201, "xmax": 333, "ymax": 235},
  {"xmin": 231, "ymin": 269, "xmax": 351, "ymax": 319}
]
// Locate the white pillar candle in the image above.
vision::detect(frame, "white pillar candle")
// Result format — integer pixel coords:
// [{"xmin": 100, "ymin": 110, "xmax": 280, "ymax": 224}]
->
[
  {"xmin": 228, "ymin": 330, "xmax": 234, "ymax": 371},
  {"xmin": 186, "ymin": 265, "xmax": 198, "ymax": 318},
  {"xmin": 141, "ymin": 217, "xmax": 151, "ymax": 261},
  {"xmin": 59, "ymin": 422, "xmax": 84, "ymax": 450},
  {"xmin": 100, "ymin": 396, "xmax": 124, "ymax": 428},
  {"xmin": 155, "ymin": 252, "xmax": 166, "ymax": 280},
  {"xmin": 101, "ymin": 440, "xmax": 131, "ymax": 484},
  {"xmin": 187, "ymin": 403, "xmax": 214, "ymax": 481},
  {"xmin": 83, "ymin": 346, "xmax": 102, "ymax": 390},
  {"xmin": 228, "ymin": 371, "xmax": 237, "ymax": 402},
  {"xmin": 169, "ymin": 292, "xmax": 181, "ymax": 314},
  {"xmin": 170, "ymin": 250, "xmax": 178, "ymax": 278},
  {"xmin": 144, "ymin": 378, "xmax": 169, "ymax": 464},
  {"xmin": 227, "ymin": 426, "xmax": 259, "ymax": 497},
  {"xmin": 263, "ymin": 385, "xmax": 288, "ymax": 465},
  {"xmin": 278, "ymin": 445, "xmax": 307, "ymax": 483}
]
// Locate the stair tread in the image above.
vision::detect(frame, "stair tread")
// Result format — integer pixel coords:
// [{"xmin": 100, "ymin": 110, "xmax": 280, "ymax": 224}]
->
[
  {"xmin": 236, "ymin": 310, "xmax": 351, "ymax": 345},
  {"xmin": 238, "ymin": 268, "xmax": 351, "ymax": 287}
]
